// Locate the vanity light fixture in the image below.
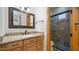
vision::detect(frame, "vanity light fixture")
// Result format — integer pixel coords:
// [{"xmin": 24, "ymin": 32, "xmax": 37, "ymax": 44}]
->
[{"xmin": 18, "ymin": 7, "xmax": 30, "ymax": 12}]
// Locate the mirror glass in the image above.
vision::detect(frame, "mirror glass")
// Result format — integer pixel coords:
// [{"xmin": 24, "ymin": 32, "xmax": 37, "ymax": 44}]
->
[
  {"xmin": 21, "ymin": 13, "xmax": 27, "ymax": 26},
  {"xmin": 30, "ymin": 15, "xmax": 33, "ymax": 26},
  {"xmin": 13, "ymin": 10, "xmax": 21, "ymax": 25}
]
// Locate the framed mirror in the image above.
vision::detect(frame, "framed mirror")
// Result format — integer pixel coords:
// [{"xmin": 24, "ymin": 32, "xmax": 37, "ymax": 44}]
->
[{"xmin": 8, "ymin": 7, "xmax": 35, "ymax": 28}]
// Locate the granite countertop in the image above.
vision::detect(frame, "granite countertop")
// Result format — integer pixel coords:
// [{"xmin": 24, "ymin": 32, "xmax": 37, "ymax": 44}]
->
[{"xmin": 0, "ymin": 33, "xmax": 44, "ymax": 44}]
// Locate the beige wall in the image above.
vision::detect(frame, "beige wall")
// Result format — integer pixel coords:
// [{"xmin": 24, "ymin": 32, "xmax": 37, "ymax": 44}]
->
[
  {"xmin": 1, "ymin": 7, "xmax": 47, "ymax": 33},
  {"xmin": 0, "ymin": 8, "xmax": 5, "ymax": 36}
]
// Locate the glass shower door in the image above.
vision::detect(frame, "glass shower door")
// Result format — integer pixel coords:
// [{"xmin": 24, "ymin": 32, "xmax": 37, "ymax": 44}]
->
[{"xmin": 51, "ymin": 12, "xmax": 70, "ymax": 51}]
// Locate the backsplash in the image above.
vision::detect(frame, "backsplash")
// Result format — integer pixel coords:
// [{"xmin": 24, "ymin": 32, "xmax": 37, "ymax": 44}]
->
[{"xmin": 4, "ymin": 32, "xmax": 24, "ymax": 36}]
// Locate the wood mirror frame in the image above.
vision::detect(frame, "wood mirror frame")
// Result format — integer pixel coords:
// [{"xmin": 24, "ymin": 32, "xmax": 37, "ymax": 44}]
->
[{"xmin": 8, "ymin": 7, "xmax": 35, "ymax": 28}]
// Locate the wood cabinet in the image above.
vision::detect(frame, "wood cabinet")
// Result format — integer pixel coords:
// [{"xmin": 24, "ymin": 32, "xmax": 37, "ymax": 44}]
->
[
  {"xmin": 0, "ymin": 40, "xmax": 23, "ymax": 51},
  {"xmin": 23, "ymin": 36, "xmax": 44, "ymax": 51},
  {"xmin": 0, "ymin": 36, "xmax": 44, "ymax": 51}
]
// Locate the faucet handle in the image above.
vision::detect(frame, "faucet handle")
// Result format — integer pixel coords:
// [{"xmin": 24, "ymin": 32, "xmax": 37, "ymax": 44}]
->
[{"xmin": 25, "ymin": 30, "xmax": 27, "ymax": 34}]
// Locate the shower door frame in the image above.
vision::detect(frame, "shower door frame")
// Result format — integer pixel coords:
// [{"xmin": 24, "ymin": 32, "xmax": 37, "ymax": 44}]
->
[
  {"xmin": 51, "ymin": 9, "xmax": 71, "ymax": 51},
  {"xmin": 46, "ymin": 7, "xmax": 77, "ymax": 51}
]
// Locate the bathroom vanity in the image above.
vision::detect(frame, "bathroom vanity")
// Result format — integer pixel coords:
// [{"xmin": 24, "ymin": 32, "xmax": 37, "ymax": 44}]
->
[{"xmin": 0, "ymin": 33, "xmax": 44, "ymax": 51}]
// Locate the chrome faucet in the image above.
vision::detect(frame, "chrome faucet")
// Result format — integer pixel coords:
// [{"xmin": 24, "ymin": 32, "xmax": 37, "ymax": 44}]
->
[{"xmin": 24, "ymin": 30, "xmax": 27, "ymax": 35}]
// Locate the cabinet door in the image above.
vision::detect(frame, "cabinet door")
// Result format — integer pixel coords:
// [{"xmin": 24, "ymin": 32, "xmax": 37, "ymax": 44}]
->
[
  {"xmin": 23, "ymin": 36, "xmax": 44, "ymax": 51},
  {"xmin": 39, "ymin": 37, "xmax": 43, "ymax": 47},
  {"xmin": 0, "ymin": 40, "xmax": 23, "ymax": 51},
  {"xmin": 23, "ymin": 38, "xmax": 38, "ymax": 51},
  {"xmin": 0, "ymin": 45, "xmax": 3, "ymax": 51},
  {"xmin": 6, "ymin": 40, "xmax": 22, "ymax": 50},
  {"xmin": 37, "ymin": 36, "xmax": 44, "ymax": 51},
  {"xmin": 70, "ymin": 8, "xmax": 79, "ymax": 50}
]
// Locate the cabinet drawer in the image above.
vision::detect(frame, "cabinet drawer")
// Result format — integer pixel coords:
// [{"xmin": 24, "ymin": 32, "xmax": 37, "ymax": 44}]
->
[
  {"xmin": 2, "ymin": 40, "xmax": 23, "ymax": 50},
  {"xmin": 24, "ymin": 38, "xmax": 36, "ymax": 45}
]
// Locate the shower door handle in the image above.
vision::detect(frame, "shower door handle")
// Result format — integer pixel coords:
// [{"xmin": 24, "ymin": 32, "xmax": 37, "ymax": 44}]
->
[{"xmin": 70, "ymin": 33, "xmax": 72, "ymax": 37}]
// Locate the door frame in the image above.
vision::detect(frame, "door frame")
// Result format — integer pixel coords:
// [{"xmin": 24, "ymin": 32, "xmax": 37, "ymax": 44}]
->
[
  {"xmin": 70, "ymin": 7, "xmax": 79, "ymax": 51},
  {"xmin": 46, "ymin": 7, "xmax": 74, "ymax": 51},
  {"xmin": 46, "ymin": 7, "xmax": 51, "ymax": 51}
]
